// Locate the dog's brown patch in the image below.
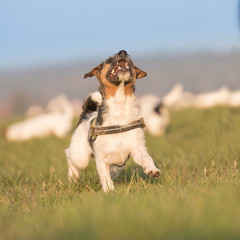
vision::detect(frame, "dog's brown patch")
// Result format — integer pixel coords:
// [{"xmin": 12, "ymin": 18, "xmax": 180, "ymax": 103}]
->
[
  {"xmin": 103, "ymin": 81, "xmax": 119, "ymax": 99},
  {"xmin": 84, "ymin": 63, "xmax": 103, "ymax": 79},
  {"xmin": 99, "ymin": 64, "xmax": 111, "ymax": 83},
  {"xmin": 97, "ymin": 63, "xmax": 119, "ymax": 98},
  {"xmin": 134, "ymin": 66, "xmax": 147, "ymax": 79},
  {"xmin": 124, "ymin": 82, "xmax": 134, "ymax": 96}
]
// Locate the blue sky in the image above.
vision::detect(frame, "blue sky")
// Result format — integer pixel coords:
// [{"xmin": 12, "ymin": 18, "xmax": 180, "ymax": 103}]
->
[{"xmin": 0, "ymin": 0, "xmax": 239, "ymax": 71}]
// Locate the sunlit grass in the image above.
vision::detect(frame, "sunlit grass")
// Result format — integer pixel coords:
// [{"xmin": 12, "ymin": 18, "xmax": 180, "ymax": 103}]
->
[{"xmin": 0, "ymin": 107, "xmax": 240, "ymax": 239}]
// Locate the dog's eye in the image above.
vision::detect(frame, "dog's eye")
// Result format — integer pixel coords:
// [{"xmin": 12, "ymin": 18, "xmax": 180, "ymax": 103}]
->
[{"xmin": 106, "ymin": 58, "xmax": 112, "ymax": 64}]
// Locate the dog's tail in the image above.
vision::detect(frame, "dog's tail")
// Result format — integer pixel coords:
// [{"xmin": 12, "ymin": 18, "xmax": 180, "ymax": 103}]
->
[
  {"xmin": 82, "ymin": 91, "xmax": 102, "ymax": 113},
  {"xmin": 76, "ymin": 91, "xmax": 102, "ymax": 128}
]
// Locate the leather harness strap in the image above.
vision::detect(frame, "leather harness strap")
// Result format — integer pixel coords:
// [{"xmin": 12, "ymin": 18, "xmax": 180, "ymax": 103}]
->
[{"xmin": 89, "ymin": 117, "xmax": 146, "ymax": 143}]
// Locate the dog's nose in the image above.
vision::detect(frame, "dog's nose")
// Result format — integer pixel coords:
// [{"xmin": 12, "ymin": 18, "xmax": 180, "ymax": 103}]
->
[{"xmin": 118, "ymin": 50, "xmax": 128, "ymax": 57}]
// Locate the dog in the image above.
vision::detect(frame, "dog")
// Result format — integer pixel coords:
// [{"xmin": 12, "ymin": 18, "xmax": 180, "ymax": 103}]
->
[
  {"xmin": 5, "ymin": 95, "xmax": 74, "ymax": 141},
  {"xmin": 65, "ymin": 50, "xmax": 160, "ymax": 192},
  {"xmin": 138, "ymin": 94, "xmax": 170, "ymax": 136}
]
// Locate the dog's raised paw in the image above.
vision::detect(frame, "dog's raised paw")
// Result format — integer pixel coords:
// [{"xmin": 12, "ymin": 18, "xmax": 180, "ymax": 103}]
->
[{"xmin": 147, "ymin": 169, "xmax": 161, "ymax": 178}]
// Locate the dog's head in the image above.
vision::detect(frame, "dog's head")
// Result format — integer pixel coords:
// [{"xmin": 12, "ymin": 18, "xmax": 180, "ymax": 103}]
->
[{"xmin": 84, "ymin": 50, "xmax": 147, "ymax": 98}]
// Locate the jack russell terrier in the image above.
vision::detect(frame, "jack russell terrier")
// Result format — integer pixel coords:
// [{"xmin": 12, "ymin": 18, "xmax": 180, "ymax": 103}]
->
[{"xmin": 65, "ymin": 50, "xmax": 160, "ymax": 192}]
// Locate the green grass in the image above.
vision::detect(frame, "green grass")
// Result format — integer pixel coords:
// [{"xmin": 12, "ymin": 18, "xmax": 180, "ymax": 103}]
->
[{"xmin": 1, "ymin": 107, "xmax": 240, "ymax": 240}]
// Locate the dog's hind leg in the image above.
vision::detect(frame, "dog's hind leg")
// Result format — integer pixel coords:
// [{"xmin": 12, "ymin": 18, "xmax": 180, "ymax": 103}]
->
[
  {"xmin": 65, "ymin": 120, "xmax": 94, "ymax": 182},
  {"xmin": 67, "ymin": 160, "xmax": 79, "ymax": 182},
  {"xmin": 65, "ymin": 145, "xmax": 92, "ymax": 182}
]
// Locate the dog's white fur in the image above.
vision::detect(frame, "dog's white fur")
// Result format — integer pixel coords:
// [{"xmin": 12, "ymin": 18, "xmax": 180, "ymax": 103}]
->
[
  {"xmin": 66, "ymin": 74, "xmax": 160, "ymax": 192},
  {"xmin": 6, "ymin": 95, "xmax": 74, "ymax": 141}
]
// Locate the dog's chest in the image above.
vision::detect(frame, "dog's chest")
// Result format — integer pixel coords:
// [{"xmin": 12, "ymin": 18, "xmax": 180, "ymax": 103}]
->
[
  {"xmin": 104, "ymin": 86, "xmax": 138, "ymax": 125},
  {"xmin": 95, "ymin": 86, "xmax": 141, "ymax": 164}
]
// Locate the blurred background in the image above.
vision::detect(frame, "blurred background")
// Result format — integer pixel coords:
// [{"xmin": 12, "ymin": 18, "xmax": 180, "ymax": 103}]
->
[{"xmin": 0, "ymin": 0, "xmax": 240, "ymax": 117}]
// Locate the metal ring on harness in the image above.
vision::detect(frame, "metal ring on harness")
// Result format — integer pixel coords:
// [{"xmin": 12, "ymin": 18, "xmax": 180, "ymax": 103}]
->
[{"xmin": 88, "ymin": 118, "xmax": 97, "ymax": 143}]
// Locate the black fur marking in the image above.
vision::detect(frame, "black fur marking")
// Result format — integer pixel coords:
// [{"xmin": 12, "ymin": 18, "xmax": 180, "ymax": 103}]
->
[
  {"xmin": 110, "ymin": 77, "xmax": 121, "ymax": 86},
  {"xmin": 118, "ymin": 50, "xmax": 128, "ymax": 57},
  {"xmin": 96, "ymin": 102, "xmax": 107, "ymax": 126},
  {"xmin": 124, "ymin": 80, "xmax": 132, "ymax": 86},
  {"xmin": 82, "ymin": 96, "xmax": 99, "ymax": 113},
  {"xmin": 132, "ymin": 85, "xmax": 135, "ymax": 93},
  {"xmin": 99, "ymin": 63, "xmax": 104, "ymax": 71},
  {"xmin": 76, "ymin": 95, "xmax": 100, "ymax": 128},
  {"xmin": 111, "ymin": 154, "xmax": 130, "ymax": 167},
  {"xmin": 76, "ymin": 111, "xmax": 89, "ymax": 127},
  {"xmin": 98, "ymin": 85, "xmax": 106, "ymax": 98},
  {"xmin": 154, "ymin": 102, "xmax": 163, "ymax": 115},
  {"xmin": 105, "ymin": 58, "xmax": 112, "ymax": 64},
  {"xmin": 124, "ymin": 80, "xmax": 135, "ymax": 93}
]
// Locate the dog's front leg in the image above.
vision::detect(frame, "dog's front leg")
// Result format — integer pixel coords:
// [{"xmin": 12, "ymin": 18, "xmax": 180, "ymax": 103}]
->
[
  {"xmin": 131, "ymin": 147, "xmax": 161, "ymax": 177},
  {"xmin": 95, "ymin": 158, "xmax": 115, "ymax": 192}
]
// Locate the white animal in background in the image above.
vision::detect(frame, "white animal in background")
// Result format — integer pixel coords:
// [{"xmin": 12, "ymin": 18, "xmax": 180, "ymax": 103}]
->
[
  {"xmin": 5, "ymin": 95, "xmax": 74, "ymax": 141},
  {"xmin": 163, "ymin": 84, "xmax": 240, "ymax": 109},
  {"xmin": 25, "ymin": 96, "xmax": 65, "ymax": 117},
  {"xmin": 163, "ymin": 83, "xmax": 184, "ymax": 107},
  {"xmin": 26, "ymin": 105, "xmax": 44, "ymax": 117},
  {"xmin": 69, "ymin": 99, "xmax": 83, "ymax": 117},
  {"xmin": 228, "ymin": 90, "xmax": 240, "ymax": 107},
  {"xmin": 47, "ymin": 96, "xmax": 83, "ymax": 117},
  {"xmin": 26, "ymin": 95, "xmax": 83, "ymax": 118},
  {"xmin": 194, "ymin": 87, "xmax": 231, "ymax": 108},
  {"xmin": 46, "ymin": 95, "xmax": 71, "ymax": 113},
  {"xmin": 163, "ymin": 84, "xmax": 195, "ymax": 109},
  {"xmin": 138, "ymin": 94, "xmax": 170, "ymax": 136}
]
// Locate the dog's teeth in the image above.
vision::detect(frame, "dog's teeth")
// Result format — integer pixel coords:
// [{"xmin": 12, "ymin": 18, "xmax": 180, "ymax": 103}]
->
[{"xmin": 118, "ymin": 66, "xmax": 121, "ymax": 69}]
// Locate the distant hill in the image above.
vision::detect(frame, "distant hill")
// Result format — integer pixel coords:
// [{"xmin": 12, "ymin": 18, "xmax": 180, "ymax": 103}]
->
[{"xmin": 1, "ymin": 51, "xmax": 240, "ymax": 114}]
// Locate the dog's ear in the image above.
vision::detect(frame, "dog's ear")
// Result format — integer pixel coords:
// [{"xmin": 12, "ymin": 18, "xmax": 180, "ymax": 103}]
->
[
  {"xmin": 84, "ymin": 64, "xmax": 102, "ymax": 79},
  {"xmin": 134, "ymin": 66, "xmax": 147, "ymax": 79}
]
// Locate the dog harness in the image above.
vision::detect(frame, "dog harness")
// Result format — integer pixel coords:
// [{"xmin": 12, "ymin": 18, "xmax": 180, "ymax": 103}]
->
[{"xmin": 89, "ymin": 117, "xmax": 146, "ymax": 143}]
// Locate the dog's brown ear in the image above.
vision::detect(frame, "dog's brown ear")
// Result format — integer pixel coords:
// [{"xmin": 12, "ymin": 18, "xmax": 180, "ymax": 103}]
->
[
  {"xmin": 134, "ymin": 66, "xmax": 147, "ymax": 79},
  {"xmin": 84, "ymin": 64, "xmax": 102, "ymax": 79}
]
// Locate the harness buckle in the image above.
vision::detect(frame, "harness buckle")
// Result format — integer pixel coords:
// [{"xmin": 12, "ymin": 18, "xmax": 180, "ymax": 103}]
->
[
  {"xmin": 89, "ymin": 118, "xmax": 97, "ymax": 143},
  {"xmin": 140, "ymin": 117, "xmax": 146, "ymax": 128}
]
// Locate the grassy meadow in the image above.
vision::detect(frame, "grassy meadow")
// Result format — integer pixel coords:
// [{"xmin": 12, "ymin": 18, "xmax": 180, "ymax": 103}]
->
[{"xmin": 0, "ymin": 107, "xmax": 240, "ymax": 240}]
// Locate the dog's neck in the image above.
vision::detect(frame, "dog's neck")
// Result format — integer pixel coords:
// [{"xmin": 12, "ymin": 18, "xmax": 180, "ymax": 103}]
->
[
  {"xmin": 110, "ymin": 83, "xmax": 128, "ymax": 104},
  {"xmin": 99, "ymin": 82, "xmax": 139, "ymax": 126}
]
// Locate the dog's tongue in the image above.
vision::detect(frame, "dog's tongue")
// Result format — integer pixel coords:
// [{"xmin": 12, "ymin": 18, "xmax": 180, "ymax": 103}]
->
[{"xmin": 118, "ymin": 60, "xmax": 126, "ymax": 68}]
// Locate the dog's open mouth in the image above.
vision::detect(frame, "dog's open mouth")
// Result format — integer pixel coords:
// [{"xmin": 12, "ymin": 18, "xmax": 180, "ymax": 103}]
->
[{"xmin": 109, "ymin": 60, "xmax": 129, "ymax": 78}]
